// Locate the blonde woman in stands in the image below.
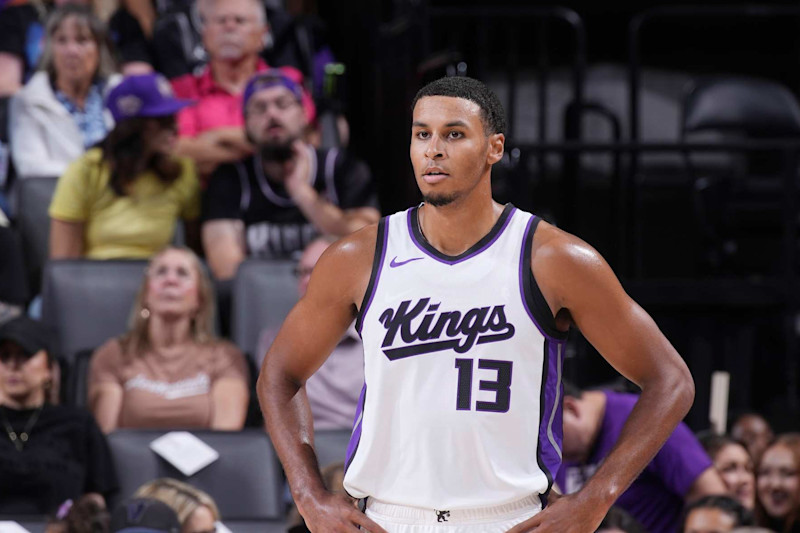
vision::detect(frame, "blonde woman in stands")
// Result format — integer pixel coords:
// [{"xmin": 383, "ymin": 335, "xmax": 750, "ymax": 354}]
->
[
  {"xmin": 135, "ymin": 478, "xmax": 220, "ymax": 533},
  {"xmin": 9, "ymin": 4, "xmax": 118, "ymax": 180},
  {"xmin": 88, "ymin": 246, "xmax": 249, "ymax": 432}
]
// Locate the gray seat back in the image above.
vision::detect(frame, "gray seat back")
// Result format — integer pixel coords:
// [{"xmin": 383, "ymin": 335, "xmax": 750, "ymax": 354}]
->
[
  {"xmin": 232, "ymin": 259, "xmax": 298, "ymax": 363},
  {"xmin": 314, "ymin": 429, "xmax": 352, "ymax": 469},
  {"xmin": 17, "ymin": 177, "xmax": 58, "ymax": 292},
  {"xmin": 107, "ymin": 429, "xmax": 284, "ymax": 520},
  {"xmin": 41, "ymin": 260, "xmax": 147, "ymax": 362}
]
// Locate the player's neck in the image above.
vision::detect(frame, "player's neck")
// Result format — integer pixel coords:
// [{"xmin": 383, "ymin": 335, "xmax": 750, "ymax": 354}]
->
[{"xmin": 419, "ymin": 191, "xmax": 503, "ymax": 257}]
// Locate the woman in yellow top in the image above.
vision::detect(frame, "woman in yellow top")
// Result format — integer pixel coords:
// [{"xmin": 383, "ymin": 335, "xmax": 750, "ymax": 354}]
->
[{"xmin": 49, "ymin": 73, "xmax": 200, "ymax": 259}]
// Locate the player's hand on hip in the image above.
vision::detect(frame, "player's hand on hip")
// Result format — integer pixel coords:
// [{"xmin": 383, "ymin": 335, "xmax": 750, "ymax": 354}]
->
[
  {"xmin": 300, "ymin": 492, "xmax": 388, "ymax": 533},
  {"xmin": 504, "ymin": 492, "xmax": 605, "ymax": 533}
]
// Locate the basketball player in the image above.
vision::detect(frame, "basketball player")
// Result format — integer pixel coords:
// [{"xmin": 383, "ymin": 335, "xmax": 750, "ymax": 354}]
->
[{"xmin": 257, "ymin": 76, "xmax": 695, "ymax": 532}]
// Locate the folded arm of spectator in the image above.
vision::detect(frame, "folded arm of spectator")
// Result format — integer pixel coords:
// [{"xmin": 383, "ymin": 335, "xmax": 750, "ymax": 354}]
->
[
  {"xmin": 202, "ymin": 219, "xmax": 247, "ymax": 281},
  {"xmin": 175, "ymin": 129, "xmax": 253, "ymax": 176},
  {"xmin": 210, "ymin": 377, "xmax": 249, "ymax": 430},
  {"xmin": 0, "ymin": 53, "xmax": 22, "ymax": 96},
  {"xmin": 49, "ymin": 218, "xmax": 85, "ymax": 259},
  {"xmin": 89, "ymin": 381, "xmax": 124, "ymax": 434}
]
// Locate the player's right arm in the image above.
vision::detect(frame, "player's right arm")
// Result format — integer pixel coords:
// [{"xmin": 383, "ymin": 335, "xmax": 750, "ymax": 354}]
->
[{"xmin": 256, "ymin": 224, "xmax": 387, "ymax": 533}]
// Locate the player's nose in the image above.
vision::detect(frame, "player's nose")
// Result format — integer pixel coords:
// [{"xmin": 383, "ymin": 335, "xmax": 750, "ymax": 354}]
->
[{"xmin": 424, "ymin": 136, "xmax": 445, "ymax": 159}]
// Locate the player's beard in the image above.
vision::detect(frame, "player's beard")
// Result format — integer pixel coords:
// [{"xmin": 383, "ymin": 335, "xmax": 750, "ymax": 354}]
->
[{"xmin": 423, "ymin": 192, "xmax": 459, "ymax": 207}]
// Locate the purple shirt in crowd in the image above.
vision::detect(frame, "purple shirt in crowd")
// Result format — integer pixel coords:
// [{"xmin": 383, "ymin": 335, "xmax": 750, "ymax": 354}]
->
[{"xmin": 555, "ymin": 390, "xmax": 712, "ymax": 533}]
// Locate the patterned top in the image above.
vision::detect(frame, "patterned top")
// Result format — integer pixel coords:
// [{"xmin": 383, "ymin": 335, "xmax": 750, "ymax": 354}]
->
[{"xmin": 55, "ymin": 82, "xmax": 108, "ymax": 149}]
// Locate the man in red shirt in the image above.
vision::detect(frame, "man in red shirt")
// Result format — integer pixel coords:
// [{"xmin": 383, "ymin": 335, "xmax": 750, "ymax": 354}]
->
[{"xmin": 171, "ymin": 0, "xmax": 314, "ymax": 177}]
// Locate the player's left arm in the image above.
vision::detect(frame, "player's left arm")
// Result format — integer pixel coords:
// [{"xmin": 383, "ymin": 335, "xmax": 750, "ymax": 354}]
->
[{"xmin": 509, "ymin": 223, "xmax": 695, "ymax": 533}]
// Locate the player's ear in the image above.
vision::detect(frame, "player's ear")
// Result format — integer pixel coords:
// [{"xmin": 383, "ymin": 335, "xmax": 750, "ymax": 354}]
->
[{"xmin": 487, "ymin": 133, "xmax": 504, "ymax": 166}]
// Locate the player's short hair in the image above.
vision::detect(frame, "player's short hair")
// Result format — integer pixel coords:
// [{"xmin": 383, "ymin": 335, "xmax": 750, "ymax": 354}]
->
[{"xmin": 411, "ymin": 76, "xmax": 507, "ymax": 136}]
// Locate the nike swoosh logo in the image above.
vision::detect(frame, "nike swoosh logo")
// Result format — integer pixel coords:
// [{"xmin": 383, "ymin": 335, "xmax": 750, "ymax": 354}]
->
[{"xmin": 390, "ymin": 256, "xmax": 424, "ymax": 268}]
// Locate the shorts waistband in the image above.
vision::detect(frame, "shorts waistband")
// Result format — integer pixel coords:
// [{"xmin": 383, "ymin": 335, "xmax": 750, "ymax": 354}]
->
[{"xmin": 365, "ymin": 494, "xmax": 541, "ymax": 524}]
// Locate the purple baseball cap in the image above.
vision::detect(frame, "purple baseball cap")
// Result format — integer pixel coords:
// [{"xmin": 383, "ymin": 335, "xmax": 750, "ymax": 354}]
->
[
  {"xmin": 106, "ymin": 73, "xmax": 195, "ymax": 123},
  {"xmin": 242, "ymin": 66, "xmax": 317, "ymax": 123}
]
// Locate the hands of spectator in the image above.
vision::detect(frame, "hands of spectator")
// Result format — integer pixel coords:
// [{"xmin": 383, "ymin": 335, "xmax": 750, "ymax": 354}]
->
[
  {"xmin": 504, "ymin": 491, "xmax": 605, "ymax": 533},
  {"xmin": 298, "ymin": 490, "xmax": 388, "ymax": 533},
  {"xmin": 283, "ymin": 140, "xmax": 314, "ymax": 202}
]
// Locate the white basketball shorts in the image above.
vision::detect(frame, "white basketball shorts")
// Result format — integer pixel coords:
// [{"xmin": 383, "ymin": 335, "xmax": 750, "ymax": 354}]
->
[{"xmin": 364, "ymin": 494, "xmax": 541, "ymax": 533}]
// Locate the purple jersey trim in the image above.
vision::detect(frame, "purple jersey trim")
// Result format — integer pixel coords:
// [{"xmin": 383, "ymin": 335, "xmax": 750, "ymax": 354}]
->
[
  {"xmin": 536, "ymin": 340, "xmax": 564, "ymax": 490},
  {"xmin": 356, "ymin": 218, "xmax": 389, "ymax": 335},
  {"xmin": 345, "ymin": 383, "xmax": 367, "ymax": 472},
  {"xmin": 518, "ymin": 216, "xmax": 569, "ymax": 342},
  {"xmin": 407, "ymin": 204, "xmax": 517, "ymax": 265}
]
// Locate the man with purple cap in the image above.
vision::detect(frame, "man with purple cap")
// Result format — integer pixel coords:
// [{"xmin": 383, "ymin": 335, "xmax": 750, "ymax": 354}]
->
[
  {"xmin": 201, "ymin": 68, "xmax": 379, "ymax": 280},
  {"xmin": 49, "ymin": 73, "xmax": 202, "ymax": 260}
]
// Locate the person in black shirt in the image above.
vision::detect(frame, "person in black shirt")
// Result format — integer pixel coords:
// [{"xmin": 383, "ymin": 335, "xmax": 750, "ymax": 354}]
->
[
  {"xmin": 0, "ymin": 316, "xmax": 117, "ymax": 516},
  {"xmin": 202, "ymin": 68, "xmax": 379, "ymax": 280}
]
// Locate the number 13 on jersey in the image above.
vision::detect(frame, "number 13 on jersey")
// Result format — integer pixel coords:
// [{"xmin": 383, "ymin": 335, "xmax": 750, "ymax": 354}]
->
[{"xmin": 454, "ymin": 358, "xmax": 513, "ymax": 412}]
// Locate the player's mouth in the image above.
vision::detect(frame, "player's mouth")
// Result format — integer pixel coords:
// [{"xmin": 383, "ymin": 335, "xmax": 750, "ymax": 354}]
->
[{"xmin": 423, "ymin": 167, "xmax": 449, "ymax": 184}]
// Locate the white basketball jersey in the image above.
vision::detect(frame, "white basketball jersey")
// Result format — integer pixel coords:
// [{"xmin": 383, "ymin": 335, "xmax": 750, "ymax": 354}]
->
[{"xmin": 342, "ymin": 204, "xmax": 568, "ymax": 510}]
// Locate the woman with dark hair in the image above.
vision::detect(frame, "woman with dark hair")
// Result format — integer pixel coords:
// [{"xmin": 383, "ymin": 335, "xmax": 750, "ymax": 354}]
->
[
  {"xmin": 9, "ymin": 4, "xmax": 118, "ymax": 179},
  {"xmin": 88, "ymin": 246, "xmax": 249, "ymax": 432},
  {"xmin": 48, "ymin": 72, "xmax": 201, "ymax": 259},
  {"xmin": 756, "ymin": 434, "xmax": 800, "ymax": 533},
  {"xmin": 0, "ymin": 316, "xmax": 116, "ymax": 515},
  {"xmin": 701, "ymin": 433, "xmax": 757, "ymax": 511}
]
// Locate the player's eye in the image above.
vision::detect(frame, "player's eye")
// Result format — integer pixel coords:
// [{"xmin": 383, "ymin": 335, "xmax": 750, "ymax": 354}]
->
[
  {"xmin": 415, "ymin": 131, "xmax": 430, "ymax": 140},
  {"xmin": 448, "ymin": 131, "xmax": 463, "ymax": 139}
]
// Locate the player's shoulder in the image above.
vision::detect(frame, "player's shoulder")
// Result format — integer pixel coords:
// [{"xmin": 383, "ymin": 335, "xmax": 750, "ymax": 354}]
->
[
  {"xmin": 317, "ymin": 220, "xmax": 381, "ymax": 275},
  {"xmin": 531, "ymin": 219, "xmax": 602, "ymax": 264}
]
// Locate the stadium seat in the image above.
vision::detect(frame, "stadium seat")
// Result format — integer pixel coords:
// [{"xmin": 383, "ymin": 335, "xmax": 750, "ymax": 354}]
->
[
  {"xmin": 16, "ymin": 176, "xmax": 58, "ymax": 293},
  {"xmin": 0, "ymin": 226, "xmax": 29, "ymax": 306},
  {"xmin": 41, "ymin": 260, "xmax": 147, "ymax": 364},
  {"xmin": 231, "ymin": 259, "xmax": 297, "ymax": 364},
  {"xmin": 314, "ymin": 428, "xmax": 352, "ymax": 469},
  {"xmin": 680, "ymin": 75, "xmax": 800, "ymax": 274},
  {"xmin": 107, "ymin": 429, "xmax": 284, "ymax": 521}
]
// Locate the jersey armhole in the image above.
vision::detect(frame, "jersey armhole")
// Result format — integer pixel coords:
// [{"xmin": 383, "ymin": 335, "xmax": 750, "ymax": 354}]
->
[
  {"xmin": 521, "ymin": 216, "xmax": 569, "ymax": 341},
  {"xmin": 355, "ymin": 217, "xmax": 388, "ymax": 335}
]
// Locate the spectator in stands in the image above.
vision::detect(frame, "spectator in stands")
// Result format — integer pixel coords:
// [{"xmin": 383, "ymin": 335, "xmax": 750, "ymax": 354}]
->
[
  {"xmin": 683, "ymin": 496, "xmax": 754, "ymax": 533},
  {"xmin": 202, "ymin": 69, "xmax": 378, "ymax": 279},
  {"xmin": 557, "ymin": 384, "xmax": 728, "ymax": 533},
  {"xmin": 171, "ymin": 0, "xmax": 308, "ymax": 177},
  {"xmin": 88, "ymin": 246, "xmax": 249, "ymax": 432},
  {"xmin": 733, "ymin": 413, "xmax": 775, "ymax": 463},
  {"xmin": 701, "ymin": 433, "xmax": 757, "ymax": 510},
  {"xmin": 47, "ymin": 494, "xmax": 111, "ymax": 533},
  {"xmin": 596, "ymin": 507, "xmax": 647, "ymax": 533},
  {"xmin": 0, "ymin": 0, "xmax": 101, "ymax": 96},
  {"xmin": 756, "ymin": 434, "xmax": 800, "ymax": 533},
  {"xmin": 256, "ymin": 236, "xmax": 364, "ymax": 430},
  {"xmin": 9, "ymin": 4, "xmax": 118, "ymax": 179},
  {"xmin": 110, "ymin": 498, "xmax": 181, "ymax": 533},
  {"xmin": 0, "ymin": 316, "xmax": 117, "ymax": 515},
  {"xmin": 48, "ymin": 72, "xmax": 201, "ymax": 260},
  {"xmin": 134, "ymin": 478, "xmax": 220, "ymax": 533}
]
